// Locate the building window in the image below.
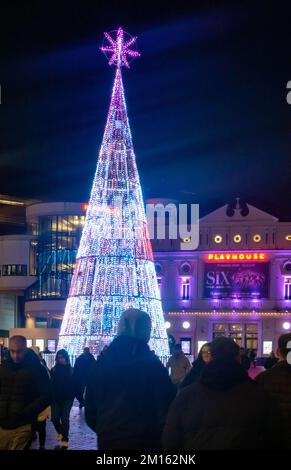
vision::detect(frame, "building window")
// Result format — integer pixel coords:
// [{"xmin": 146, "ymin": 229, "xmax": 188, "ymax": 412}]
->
[
  {"xmin": 212, "ymin": 322, "xmax": 258, "ymax": 350},
  {"xmin": 284, "ymin": 278, "xmax": 291, "ymax": 300},
  {"xmin": 181, "ymin": 277, "xmax": 190, "ymax": 300},
  {"xmin": 29, "ymin": 240, "xmax": 37, "ymax": 276},
  {"xmin": 25, "ymin": 215, "xmax": 85, "ymax": 301},
  {"xmin": 35, "ymin": 318, "xmax": 48, "ymax": 328},
  {"xmin": 51, "ymin": 319, "xmax": 62, "ymax": 328},
  {"xmin": 1, "ymin": 265, "xmax": 27, "ymax": 276}
]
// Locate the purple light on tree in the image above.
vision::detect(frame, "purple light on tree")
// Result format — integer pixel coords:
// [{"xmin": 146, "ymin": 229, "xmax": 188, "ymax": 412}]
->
[{"xmin": 58, "ymin": 28, "xmax": 169, "ymax": 359}]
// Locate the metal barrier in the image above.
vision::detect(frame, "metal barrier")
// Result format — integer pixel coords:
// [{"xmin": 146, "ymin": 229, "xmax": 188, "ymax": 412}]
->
[
  {"xmin": 42, "ymin": 353, "xmax": 170, "ymax": 370},
  {"xmin": 42, "ymin": 353, "xmax": 78, "ymax": 369}
]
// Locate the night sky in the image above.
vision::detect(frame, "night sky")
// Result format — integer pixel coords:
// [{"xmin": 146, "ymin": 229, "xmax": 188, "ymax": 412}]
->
[{"xmin": 1, "ymin": 1, "xmax": 291, "ymax": 219}]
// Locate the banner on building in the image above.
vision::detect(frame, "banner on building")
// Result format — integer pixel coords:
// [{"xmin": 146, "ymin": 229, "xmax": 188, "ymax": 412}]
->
[{"xmin": 203, "ymin": 262, "xmax": 269, "ymax": 299}]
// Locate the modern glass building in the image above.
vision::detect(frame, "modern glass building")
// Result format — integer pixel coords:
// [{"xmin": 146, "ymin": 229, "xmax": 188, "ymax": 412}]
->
[{"xmin": 26, "ymin": 215, "xmax": 85, "ymax": 302}]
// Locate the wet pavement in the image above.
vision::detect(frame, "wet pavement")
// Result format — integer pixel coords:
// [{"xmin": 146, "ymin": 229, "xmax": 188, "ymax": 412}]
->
[{"xmin": 30, "ymin": 401, "xmax": 96, "ymax": 450}]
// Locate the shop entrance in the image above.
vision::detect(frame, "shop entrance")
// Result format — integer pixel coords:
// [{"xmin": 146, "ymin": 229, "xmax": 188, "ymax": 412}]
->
[{"xmin": 212, "ymin": 322, "xmax": 258, "ymax": 351}]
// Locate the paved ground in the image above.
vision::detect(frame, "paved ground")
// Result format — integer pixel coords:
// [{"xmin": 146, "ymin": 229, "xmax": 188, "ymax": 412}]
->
[{"xmin": 31, "ymin": 401, "xmax": 97, "ymax": 450}]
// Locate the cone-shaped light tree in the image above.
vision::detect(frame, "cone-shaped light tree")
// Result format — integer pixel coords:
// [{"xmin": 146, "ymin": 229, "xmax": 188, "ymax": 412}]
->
[{"xmin": 58, "ymin": 28, "xmax": 169, "ymax": 358}]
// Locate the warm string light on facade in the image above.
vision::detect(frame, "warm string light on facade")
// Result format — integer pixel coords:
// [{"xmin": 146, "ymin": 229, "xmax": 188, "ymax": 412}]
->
[
  {"xmin": 167, "ymin": 311, "xmax": 291, "ymax": 317},
  {"xmin": 58, "ymin": 28, "xmax": 169, "ymax": 358}
]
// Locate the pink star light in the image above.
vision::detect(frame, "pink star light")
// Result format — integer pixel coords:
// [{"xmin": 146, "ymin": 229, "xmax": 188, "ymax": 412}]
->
[{"xmin": 100, "ymin": 27, "xmax": 140, "ymax": 68}]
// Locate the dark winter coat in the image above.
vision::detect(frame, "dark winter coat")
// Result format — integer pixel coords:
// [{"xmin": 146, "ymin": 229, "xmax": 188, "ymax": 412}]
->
[
  {"xmin": 240, "ymin": 353, "xmax": 251, "ymax": 371},
  {"xmin": 73, "ymin": 353, "xmax": 96, "ymax": 385},
  {"xmin": 180, "ymin": 357, "xmax": 205, "ymax": 389},
  {"xmin": 256, "ymin": 360, "xmax": 291, "ymax": 447},
  {"xmin": 163, "ymin": 360, "xmax": 283, "ymax": 450},
  {"xmin": 85, "ymin": 335, "xmax": 175, "ymax": 450},
  {"xmin": 50, "ymin": 363, "xmax": 75, "ymax": 402},
  {"xmin": 0, "ymin": 349, "xmax": 51, "ymax": 429},
  {"xmin": 264, "ymin": 356, "xmax": 278, "ymax": 370}
]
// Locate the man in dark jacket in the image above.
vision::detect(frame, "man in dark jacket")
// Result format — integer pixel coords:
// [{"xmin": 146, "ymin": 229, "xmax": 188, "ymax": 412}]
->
[
  {"xmin": 73, "ymin": 347, "xmax": 96, "ymax": 408},
  {"xmin": 85, "ymin": 308, "xmax": 175, "ymax": 450},
  {"xmin": 163, "ymin": 337, "xmax": 283, "ymax": 450},
  {"xmin": 256, "ymin": 333, "xmax": 291, "ymax": 448},
  {"xmin": 0, "ymin": 335, "xmax": 51, "ymax": 450}
]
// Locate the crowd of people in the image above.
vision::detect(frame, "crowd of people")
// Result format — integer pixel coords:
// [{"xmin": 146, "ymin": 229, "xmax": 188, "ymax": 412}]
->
[{"xmin": 0, "ymin": 307, "xmax": 290, "ymax": 451}]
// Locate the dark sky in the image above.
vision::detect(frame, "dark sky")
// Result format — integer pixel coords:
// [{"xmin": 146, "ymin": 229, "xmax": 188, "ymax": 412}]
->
[{"xmin": 1, "ymin": 0, "xmax": 291, "ymax": 219}]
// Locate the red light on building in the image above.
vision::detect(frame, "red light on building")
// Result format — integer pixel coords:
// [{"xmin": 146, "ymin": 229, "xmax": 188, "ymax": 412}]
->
[
  {"xmin": 206, "ymin": 252, "xmax": 267, "ymax": 262},
  {"xmin": 83, "ymin": 203, "xmax": 89, "ymax": 211}
]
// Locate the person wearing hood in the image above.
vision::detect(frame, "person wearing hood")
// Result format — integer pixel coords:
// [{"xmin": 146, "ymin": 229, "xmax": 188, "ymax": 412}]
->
[
  {"xmin": 73, "ymin": 347, "xmax": 96, "ymax": 409},
  {"xmin": 163, "ymin": 336, "xmax": 283, "ymax": 450},
  {"xmin": 0, "ymin": 336, "xmax": 51, "ymax": 450},
  {"xmin": 50, "ymin": 349, "xmax": 75, "ymax": 449},
  {"xmin": 85, "ymin": 308, "xmax": 175, "ymax": 450}
]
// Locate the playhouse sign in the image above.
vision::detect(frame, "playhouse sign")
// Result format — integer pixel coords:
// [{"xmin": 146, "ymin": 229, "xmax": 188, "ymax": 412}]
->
[{"xmin": 206, "ymin": 252, "xmax": 267, "ymax": 263}]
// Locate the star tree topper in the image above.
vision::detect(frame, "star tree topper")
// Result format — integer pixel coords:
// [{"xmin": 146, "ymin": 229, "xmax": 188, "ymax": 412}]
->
[{"xmin": 100, "ymin": 27, "xmax": 140, "ymax": 68}]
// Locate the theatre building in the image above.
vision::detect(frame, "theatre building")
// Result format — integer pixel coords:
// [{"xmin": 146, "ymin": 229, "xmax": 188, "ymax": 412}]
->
[
  {"xmin": 0, "ymin": 195, "xmax": 291, "ymax": 360},
  {"xmin": 154, "ymin": 199, "xmax": 291, "ymax": 359}
]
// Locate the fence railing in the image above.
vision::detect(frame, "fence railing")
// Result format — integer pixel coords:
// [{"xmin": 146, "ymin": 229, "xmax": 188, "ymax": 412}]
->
[{"xmin": 42, "ymin": 353, "xmax": 170, "ymax": 370}]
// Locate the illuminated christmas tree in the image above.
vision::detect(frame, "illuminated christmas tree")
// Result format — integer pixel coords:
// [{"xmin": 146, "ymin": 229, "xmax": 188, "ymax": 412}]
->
[{"xmin": 58, "ymin": 28, "xmax": 169, "ymax": 358}]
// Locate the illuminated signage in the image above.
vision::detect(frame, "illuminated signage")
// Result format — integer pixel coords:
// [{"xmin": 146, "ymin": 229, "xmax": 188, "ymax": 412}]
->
[
  {"xmin": 206, "ymin": 253, "xmax": 267, "ymax": 262},
  {"xmin": 204, "ymin": 259, "xmax": 269, "ymax": 299}
]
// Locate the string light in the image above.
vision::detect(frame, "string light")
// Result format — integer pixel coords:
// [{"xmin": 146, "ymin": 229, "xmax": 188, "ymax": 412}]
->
[
  {"xmin": 58, "ymin": 28, "xmax": 169, "ymax": 359},
  {"xmin": 167, "ymin": 311, "xmax": 291, "ymax": 318}
]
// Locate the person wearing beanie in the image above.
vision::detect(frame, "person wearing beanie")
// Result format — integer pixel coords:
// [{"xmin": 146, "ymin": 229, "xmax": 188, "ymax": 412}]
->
[
  {"xmin": 163, "ymin": 337, "xmax": 284, "ymax": 450},
  {"xmin": 85, "ymin": 308, "xmax": 175, "ymax": 450}
]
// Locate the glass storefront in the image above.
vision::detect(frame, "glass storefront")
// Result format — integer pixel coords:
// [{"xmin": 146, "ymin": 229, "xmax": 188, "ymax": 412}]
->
[
  {"xmin": 1, "ymin": 264, "xmax": 27, "ymax": 276},
  {"xmin": 212, "ymin": 322, "xmax": 258, "ymax": 350},
  {"xmin": 26, "ymin": 215, "xmax": 85, "ymax": 300}
]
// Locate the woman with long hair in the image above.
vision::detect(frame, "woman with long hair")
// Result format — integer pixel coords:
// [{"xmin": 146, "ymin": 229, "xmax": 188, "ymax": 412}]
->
[{"xmin": 180, "ymin": 342, "xmax": 212, "ymax": 389}]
